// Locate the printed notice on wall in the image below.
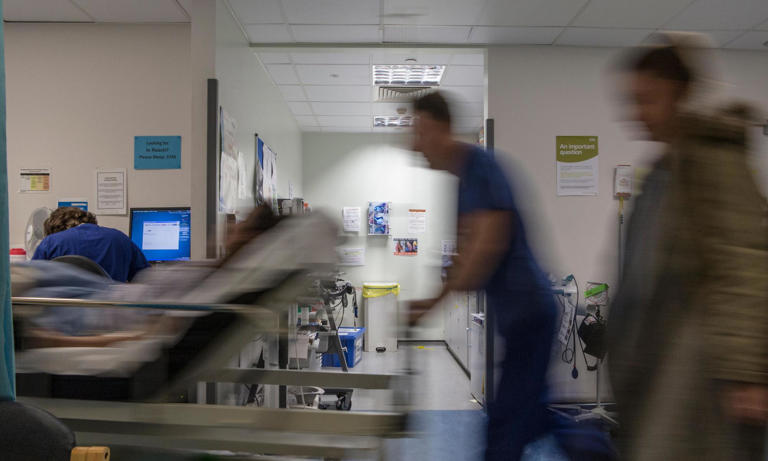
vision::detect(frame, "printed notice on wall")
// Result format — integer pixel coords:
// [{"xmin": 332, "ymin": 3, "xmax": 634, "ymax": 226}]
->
[
  {"xmin": 441, "ymin": 239, "xmax": 457, "ymax": 255},
  {"xmin": 95, "ymin": 169, "xmax": 126, "ymax": 215},
  {"xmin": 20, "ymin": 168, "xmax": 51, "ymax": 193},
  {"xmin": 338, "ymin": 247, "xmax": 365, "ymax": 266},
  {"xmin": 407, "ymin": 209, "xmax": 427, "ymax": 234},
  {"xmin": 134, "ymin": 136, "xmax": 181, "ymax": 170},
  {"xmin": 343, "ymin": 207, "xmax": 361, "ymax": 232},
  {"xmin": 220, "ymin": 153, "xmax": 238, "ymax": 214},
  {"xmin": 556, "ymin": 136, "xmax": 598, "ymax": 196}
]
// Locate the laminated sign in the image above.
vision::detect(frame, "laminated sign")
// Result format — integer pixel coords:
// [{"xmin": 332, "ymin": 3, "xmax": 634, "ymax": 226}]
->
[{"xmin": 556, "ymin": 136, "xmax": 598, "ymax": 196}]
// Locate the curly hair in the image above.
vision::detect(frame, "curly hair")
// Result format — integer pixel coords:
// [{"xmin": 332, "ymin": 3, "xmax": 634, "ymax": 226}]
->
[{"xmin": 44, "ymin": 207, "xmax": 98, "ymax": 236}]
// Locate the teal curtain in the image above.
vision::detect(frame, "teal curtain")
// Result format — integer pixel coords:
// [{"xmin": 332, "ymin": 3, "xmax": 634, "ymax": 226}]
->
[{"xmin": 0, "ymin": 0, "xmax": 16, "ymax": 400}]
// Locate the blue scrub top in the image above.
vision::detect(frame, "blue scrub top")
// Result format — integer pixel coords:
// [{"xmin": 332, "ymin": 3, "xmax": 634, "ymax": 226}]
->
[
  {"xmin": 32, "ymin": 223, "xmax": 150, "ymax": 282},
  {"xmin": 457, "ymin": 144, "xmax": 550, "ymax": 303}
]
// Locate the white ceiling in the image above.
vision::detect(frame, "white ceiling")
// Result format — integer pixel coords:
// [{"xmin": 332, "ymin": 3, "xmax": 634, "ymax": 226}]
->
[
  {"xmin": 257, "ymin": 48, "xmax": 486, "ymax": 133},
  {"xmin": 227, "ymin": 0, "xmax": 768, "ymax": 50},
  {"xmin": 3, "ymin": 0, "xmax": 189, "ymax": 23},
  {"xmin": 7, "ymin": 0, "xmax": 768, "ymax": 133}
]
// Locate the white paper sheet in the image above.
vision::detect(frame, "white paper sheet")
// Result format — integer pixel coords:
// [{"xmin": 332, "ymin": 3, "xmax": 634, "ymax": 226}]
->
[
  {"xmin": 220, "ymin": 153, "xmax": 238, "ymax": 214},
  {"xmin": 441, "ymin": 239, "xmax": 457, "ymax": 255},
  {"xmin": 19, "ymin": 168, "xmax": 51, "ymax": 193},
  {"xmin": 338, "ymin": 247, "xmax": 365, "ymax": 266},
  {"xmin": 408, "ymin": 209, "xmax": 426, "ymax": 234},
  {"xmin": 95, "ymin": 169, "xmax": 126, "ymax": 215},
  {"xmin": 556, "ymin": 136, "xmax": 599, "ymax": 196},
  {"xmin": 237, "ymin": 151, "xmax": 248, "ymax": 200},
  {"xmin": 342, "ymin": 207, "xmax": 361, "ymax": 232}
]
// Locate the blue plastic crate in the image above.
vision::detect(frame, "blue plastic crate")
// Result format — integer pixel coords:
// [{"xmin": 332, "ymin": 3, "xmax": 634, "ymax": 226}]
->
[{"xmin": 322, "ymin": 327, "xmax": 366, "ymax": 368}]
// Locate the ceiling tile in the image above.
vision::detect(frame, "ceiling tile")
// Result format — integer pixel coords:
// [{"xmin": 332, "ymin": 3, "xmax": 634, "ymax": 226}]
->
[
  {"xmin": 304, "ymin": 85, "xmax": 372, "ymax": 101},
  {"xmin": 468, "ymin": 26, "xmax": 561, "ymax": 44},
  {"xmin": 282, "ymin": 0, "xmax": 380, "ymax": 24},
  {"xmin": 651, "ymin": 30, "xmax": 745, "ymax": 47},
  {"xmin": 295, "ymin": 64, "xmax": 370, "ymax": 85},
  {"xmin": 440, "ymin": 86, "xmax": 484, "ymax": 103},
  {"xmin": 288, "ymin": 101, "xmax": 313, "ymax": 115},
  {"xmin": 316, "ymin": 116, "xmax": 372, "ymax": 127},
  {"xmin": 451, "ymin": 53, "xmax": 486, "ymax": 66},
  {"xmin": 4, "ymin": 0, "xmax": 93, "ymax": 21},
  {"xmin": 71, "ymin": 0, "xmax": 188, "ymax": 22},
  {"xmin": 370, "ymin": 51, "xmax": 452, "ymax": 64},
  {"xmin": 441, "ymin": 66, "xmax": 484, "ymax": 86},
  {"xmin": 228, "ymin": 0, "xmax": 283, "ymax": 24},
  {"xmin": 279, "ymin": 85, "xmax": 306, "ymax": 101},
  {"xmin": 572, "ymin": 0, "xmax": 690, "ymax": 28},
  {"xmin": 381, "ymin": 0, "xmax": 485, "ymax": 26},
  {"xmin": 556, "ymin": 28, "xmax": 653, "ymax": 47},
  {"xmin": 257, "ymin": 52, "xmax": 292, "ymax": 64},
  {"xmin": 323, "ymin": 126, "xmax": 374, "ymax": 133},
  {"xmin": 245, "ymin": 24, "xmax": 293, "ymax": 43},
  {"xmin": 373, "ymin": 102, "xmax": 414, "ymax": 116},
  {"xmin": 311, "ymin": 102, "xmax": 372, "ymax": 116},
  {"xmin": 294, "ymin": 115, "xmax": 319, "ymax": 126},
  {"xmin": 266, "ymin": 64, "xmax": 300, "ymax": 84},
  {"xmin": 665, "ymin": 0, "xmax": 768, "ymax": 30},
  {"xmin": 724, "ymin": 31, "xmax": 768, "ymax": 50},
  {"xmin": 291, "ymin": 25, "xmax": 381, "ymax": 43},
  {"xmin": 290, "ymin": 51, "xmax": 371, "ymax": 64},
  {"xmin": 384, "ymin": 25, "xmax": 471, "ymax": 43},
  {"xmin": 477, "ymin": 0, "xmax": 589, "ymax": 27}
]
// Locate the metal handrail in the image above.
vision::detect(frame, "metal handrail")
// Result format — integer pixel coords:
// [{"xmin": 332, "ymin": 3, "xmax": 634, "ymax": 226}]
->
[{"xmin": 11, "ymin": 296, "xmax": 263, "ymax": 313}]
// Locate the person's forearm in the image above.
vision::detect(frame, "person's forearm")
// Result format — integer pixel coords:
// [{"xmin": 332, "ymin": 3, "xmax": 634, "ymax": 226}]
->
[{"xmin": 447, "ymin": 246, "xmax": 503, "ymax": 291}]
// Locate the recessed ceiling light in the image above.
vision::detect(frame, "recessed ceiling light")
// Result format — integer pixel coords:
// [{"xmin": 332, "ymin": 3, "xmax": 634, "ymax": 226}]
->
[
  {"xmin": 372, "ymin": 65, "xmax": 445, "ymax": 86},
  {"xmin": 374, "ymin": 115, "xmax": 414, "ymax": 127}
]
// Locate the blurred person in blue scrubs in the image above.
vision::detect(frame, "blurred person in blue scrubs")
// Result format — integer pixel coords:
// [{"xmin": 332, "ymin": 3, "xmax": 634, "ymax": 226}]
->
[
  {"xmin": 408, "ymin": 91, "xmax": 559, "ymax": 461},
  {"xmin": 33, "ymin": 207, "xmax": 149, "ymax": 282}
]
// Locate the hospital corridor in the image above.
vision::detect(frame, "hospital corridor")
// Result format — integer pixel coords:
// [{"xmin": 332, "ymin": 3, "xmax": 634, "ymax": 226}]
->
[{"xmin": 2, "ymin": 0, "xmax": 768, "ymax": 460}]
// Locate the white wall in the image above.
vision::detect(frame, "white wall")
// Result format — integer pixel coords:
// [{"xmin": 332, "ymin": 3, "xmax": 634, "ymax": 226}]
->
[
  {"xmin": 302, "ymin": 132, "xmax": 459, "ymax": 340},
  {"xmin": 5, "ymin": 23, "xmax": 193, "ymax": 251},
  {"xmin": 215, "ymin": 0, "xmax": 303, "ymax": 214},
  {"xmin": 488, "ymin": 45, "xmax": 768, "ymax": 401}
]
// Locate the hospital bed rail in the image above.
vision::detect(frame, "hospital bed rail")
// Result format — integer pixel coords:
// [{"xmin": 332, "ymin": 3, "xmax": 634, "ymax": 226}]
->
[{"xmin": 12, "ymin": 296, "xmax": 411, "ymax": 460}]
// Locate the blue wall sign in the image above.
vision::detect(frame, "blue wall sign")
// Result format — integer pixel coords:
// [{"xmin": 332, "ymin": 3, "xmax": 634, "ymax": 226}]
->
[
  {"xmin": 58, "ymin": 199, "xmax": 88, "ymax": 211},
  {"xmin": 134, "ymin": 136, "xmax": 181, "ymax": 170}
]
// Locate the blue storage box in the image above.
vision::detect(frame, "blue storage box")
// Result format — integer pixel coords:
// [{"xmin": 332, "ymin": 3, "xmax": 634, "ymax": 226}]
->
[{"xmin": 322, "ymin": 327, "xmax": 365, "ymax": 368}]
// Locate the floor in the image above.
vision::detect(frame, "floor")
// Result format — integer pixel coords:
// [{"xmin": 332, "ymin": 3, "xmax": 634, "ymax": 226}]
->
[
  {"xmin": 325, "ymin": 342, "xmax": 482, "ymax": 412},
  {"xmin": 109, "ymin": 343, "xmax": 579, "ymax": 461}
]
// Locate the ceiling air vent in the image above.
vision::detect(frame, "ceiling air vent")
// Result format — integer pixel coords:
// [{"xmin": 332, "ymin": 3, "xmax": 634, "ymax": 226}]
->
[{"xmin": 377, "ymin": 86, "xmax": 434, "ymax": 102}]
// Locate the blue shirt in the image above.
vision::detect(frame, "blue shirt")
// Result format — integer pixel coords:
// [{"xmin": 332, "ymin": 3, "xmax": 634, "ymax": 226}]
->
[
  {"xmin": 32, "ymin": 223, "xmax": 150, "ymax": 282},
  {"xmin": 457, "ymin": 144, "xmax": 549, "ymax": 298}
]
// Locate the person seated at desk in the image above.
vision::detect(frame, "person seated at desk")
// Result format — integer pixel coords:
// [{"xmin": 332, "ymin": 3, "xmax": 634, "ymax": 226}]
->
[{"xmin": 32, "ymin": 206, "xmax": 149, "ymax": 282}]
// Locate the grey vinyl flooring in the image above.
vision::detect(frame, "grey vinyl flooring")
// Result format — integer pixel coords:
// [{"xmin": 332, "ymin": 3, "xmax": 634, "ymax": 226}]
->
[{"xmin": 321, "ymin": 342, "xmax": 482, "ymax": 412}]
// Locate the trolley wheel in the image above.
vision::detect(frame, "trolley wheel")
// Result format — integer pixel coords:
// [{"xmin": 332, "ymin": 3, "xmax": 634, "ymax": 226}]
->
[{"xmin": 336, "ymin": 393, "xmax": 352, "ymax": 411}]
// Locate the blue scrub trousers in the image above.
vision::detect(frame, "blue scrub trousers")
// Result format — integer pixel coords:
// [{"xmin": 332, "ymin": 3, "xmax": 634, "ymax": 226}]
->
[{"xmin": 485, "ymin": 290, "xmax": 557, "ymax": 461}]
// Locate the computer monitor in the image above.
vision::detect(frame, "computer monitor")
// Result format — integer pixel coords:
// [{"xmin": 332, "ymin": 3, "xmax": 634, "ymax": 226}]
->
[{"xmin": 129, "ymin": 207, "xmax": 191, "ymax": 262}]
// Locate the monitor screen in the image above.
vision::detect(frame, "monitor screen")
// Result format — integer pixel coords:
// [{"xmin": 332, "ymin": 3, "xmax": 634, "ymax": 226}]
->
[{"xmin": 129, "ymin": 208, "xmax": 191, "ymax": 262}]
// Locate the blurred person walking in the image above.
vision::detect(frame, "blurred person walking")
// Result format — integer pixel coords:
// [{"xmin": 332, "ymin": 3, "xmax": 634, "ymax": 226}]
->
[
  {"xmin": 408, "ymin": 91, "xmax": 559, "ymax": 461},
  {"xmin": 608, "ymin": 33, "xmax": 768, "ymax": 461}
]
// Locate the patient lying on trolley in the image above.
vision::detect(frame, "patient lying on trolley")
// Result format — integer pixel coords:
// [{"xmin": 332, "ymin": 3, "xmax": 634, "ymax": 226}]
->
[{"xmin": 12, "ymin": 206, "xmax": 338, "ymax": 400}]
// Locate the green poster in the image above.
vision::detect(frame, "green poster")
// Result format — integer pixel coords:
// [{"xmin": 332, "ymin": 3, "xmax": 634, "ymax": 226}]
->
[{"xmin": 556, "ymin": 136, "xmax": 598, "ymax": 196}]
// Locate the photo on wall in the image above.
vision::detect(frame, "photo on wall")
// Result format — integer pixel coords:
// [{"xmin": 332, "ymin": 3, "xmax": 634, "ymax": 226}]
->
[
  {"xmin": 394, "ymin": 238, "xmax": 418, "ymax": 256},
  {"xmin": 368, "ymin": 202, "xmax": 390, "ymax": 235}
]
